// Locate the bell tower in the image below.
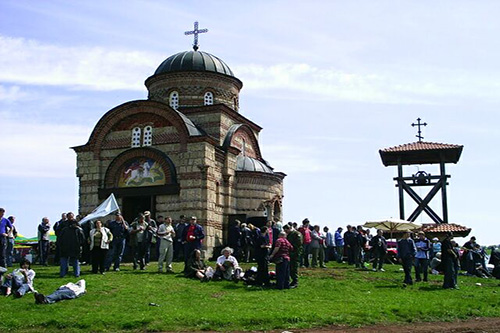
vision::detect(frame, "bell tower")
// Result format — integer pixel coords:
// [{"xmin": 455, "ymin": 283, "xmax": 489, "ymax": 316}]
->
[{"xmin": 379, "ymin": 119, "xmax": 463, "ymax": 223}]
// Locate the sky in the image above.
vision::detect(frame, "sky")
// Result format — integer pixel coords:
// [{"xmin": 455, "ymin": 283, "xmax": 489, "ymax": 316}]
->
[{"xmin": 1, "ymin": 0, "xmax": 499, "ymax": 245}]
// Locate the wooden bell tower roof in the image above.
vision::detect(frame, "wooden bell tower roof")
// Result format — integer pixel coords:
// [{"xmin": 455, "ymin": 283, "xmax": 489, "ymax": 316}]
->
[{"xmin": 379, "ymin": 141, "xmax": 463, "ymax": 166}]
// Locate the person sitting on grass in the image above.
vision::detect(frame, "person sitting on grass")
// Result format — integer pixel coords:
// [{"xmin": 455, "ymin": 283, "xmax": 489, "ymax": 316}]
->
[
  {"xmin": 489, "ymin": 248, "xmax": 500, "ymax": 279},
  {"xmin": 34, "ymin": 279, "xmax": 86, "ymax": 304},
  {"xmin": 184, "ymin": 249, "xmax": 214, "ymax": 282},
  {"xmin": 213, "ymin": 247, "xmax": 242, "ymax": 282},
  {"xmin": 1, "ymin": 259, "xmax": 35, "ymax": 298},
  {"xmin": 430, "ymin": 252, "xmax": 443, "ymax": 275}
]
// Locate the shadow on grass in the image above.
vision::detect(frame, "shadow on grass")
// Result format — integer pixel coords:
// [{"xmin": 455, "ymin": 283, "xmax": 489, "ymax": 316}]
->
[{"xmin": 374, "ymin": 285, "xmax": 400, "ymax": 289}]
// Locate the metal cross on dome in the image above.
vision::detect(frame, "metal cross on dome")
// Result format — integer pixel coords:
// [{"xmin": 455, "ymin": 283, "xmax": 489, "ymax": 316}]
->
[
  {"xmin": 411, "ymin": 117, "xmax": 427, "ymax": 142},
  {"xmin": 184, "ymin": 21, "xmax": 208, "ymax": 51}
]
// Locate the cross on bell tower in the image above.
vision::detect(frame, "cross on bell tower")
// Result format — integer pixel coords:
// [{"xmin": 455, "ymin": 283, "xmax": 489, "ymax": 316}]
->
[
  {"xmin": 411, "ymin": 118, "xmax": 427, "ymax": 142},
  {"xmin": 184, "ymin": 21, "xmax": 208, "ymax": 51}
]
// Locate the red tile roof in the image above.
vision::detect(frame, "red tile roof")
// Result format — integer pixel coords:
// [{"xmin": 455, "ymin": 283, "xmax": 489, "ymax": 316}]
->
[
  {"xmin": 379, "ymin": 141, "xmax": 464, "ymax": 166},
  {"xmin": 421, "ymin": 223, "xmax": 471, "ymax": 233},
  {"xmin": 381, "ymin": 141, "xmax": 463, "ymax": 153}
]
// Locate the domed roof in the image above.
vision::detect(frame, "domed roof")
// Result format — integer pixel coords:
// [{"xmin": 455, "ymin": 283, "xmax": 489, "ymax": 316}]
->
[
  {"xmin": 154, "ymin": 50, "xmax": 234, "ymax": 77},
  {"xmin": 236, "ymin": 155, "xmax": 274, "ymax": 174}
]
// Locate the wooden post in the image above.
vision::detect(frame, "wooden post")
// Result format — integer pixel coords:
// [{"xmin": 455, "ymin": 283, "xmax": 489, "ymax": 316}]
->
[
  {"xmin": 397, "ymin": 160, "xmax": 405, "ymax": 220},
  {"xmin": 440, "ymin": 160, "xmax": 448, "ymax": 223}
]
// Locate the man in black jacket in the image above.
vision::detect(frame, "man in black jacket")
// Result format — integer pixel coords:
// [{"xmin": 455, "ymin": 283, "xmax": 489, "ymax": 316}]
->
[
  {"xmin": 59, "ymin": 219, "xmax": 85, "ymax": 278},
  {"xmin": 370, "ymin": 229, "xmax": 387, "ymax": 272}
]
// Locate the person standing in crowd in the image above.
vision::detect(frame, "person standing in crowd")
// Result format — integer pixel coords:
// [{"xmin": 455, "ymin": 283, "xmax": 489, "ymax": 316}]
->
[
  {"xmin": 265, "ymin": 220, "xmax": 274, "ymax": 249},
  {"xmin": 364, "ymin": 229, "xmax": 373, "ymax": 264},
  {"xmin": 79, "ymin": 217, "xmax": 93, "ymax": 266},
  {"xmin": 174, "ymin": 215, "xmax": 187, "ymax": 261},
  {"xmin": 105, "ymin": 213, "xmax": 129, "ymax": 272},
  {"xmin": 228, "ymin": 220, "xmax": 242, "ymax": 260},
  {"xmin": 354, "ymin": 226, "xmax": 366, "ymax": 269},
  {"xmin": 442, "ymin": 232, "xmax": 458, "ymax": 289},
  {"xmin": 397, "ymin": 231, "xmax": 416, "ymax": 286},
  {"xmin": 59, "ymin": 219, "xmax": 85, "ymax": 278},
  {"xmin": 181, "ymin": 216, "xmax": 205, "ymax": 262},
  {"xmin": 157, "ymin": 216, "xmax": 175, "ymax": 273},
  {"xmin": 143, "ymin": 211, "xmax": 157, "ymax": 264},
  {"xmin": 323, "ymin": 226, "xmax": 334, "ymax": 263},
  {"xmin": 334, "ymin": 227, "xmax": 344, "ymax": 263},
  {"xmin": 37, "ymin": 217, "xmax": 51, "ymax": 266},
  {"xmin": 6, "ymin": 216, "xmax": 17, "ymax": 267},
  {"xmin": 344, "ymin": 225, "xmax": 355, "ymax": 265},
  {"xmin": 240, "ymin": 223, "xmax": 253, "ymax": 263},
  {"xmin": 254, "ymin": 226, "xmax": 271, "ymax": 287},
  {"xmin": 310, "ymin": 225, "xmax": 326, "ymax": 268},
  {"xmin": 89, "ymin": 220, "xmax": 113, "ymax": 274},
  {"xmin": 430, "ymin": 237, "xmax": 441, "ymax": 259},
  {"xmin": 270, "ymin": 231, "xmax": 294, "ymax": 290},
  {"xmin": 370, "ymin": 229, "xmax": 387, "ymax": 272},
  {"xmin": 53, "ymin": 213, "xmax": 68, "ymax": 265},
  {"xmin": 284, "ymin": 224, "xmax": 302, "ymax": 288},
  {"xmin": 129, "ymin": 213, "xmax": 149, "ymax": 270},
  {"xmin": 298, "ymin": 219, "xmax": 311, "ymax": 268},
  {"xmin": 462, "ymin": 236, "xmax": 477, "ymax": 275},
  {"xmin": 1, "ymin": 259, "xmax": 35, "ymax": 298},
  {"xmin": 414, "ymin": 231, "xmax": 431, "ymax": 282},
  {"xmin": 35, "ymin": 279, "xmax": 86, "ymax": 304},
  {"xmin": 155, "ymin": 216, "xmax": 164, "ymax": 261},
  {"xmin": 0, "ymin": 208, "xmax": 13, "ymax": 268}
]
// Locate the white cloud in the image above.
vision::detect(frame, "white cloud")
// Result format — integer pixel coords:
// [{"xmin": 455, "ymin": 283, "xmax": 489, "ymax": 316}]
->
[
  {"xmin": 0, "ymin": 85, "xmax": 27, "ymax": 102},
  {"xmin": 0, "ymin": 35, "xmax": 160, "ymax": 91},
  {"xmin": 0, "ymin": 118, "xmax": 89, "ymax": 178},
  {"xmin": 2, "ymin": 34, "xmax": 500, "ymax": 106},
  {"xmin": 235, "ymin": 63, "xmax": 500, "ymax": 105}
]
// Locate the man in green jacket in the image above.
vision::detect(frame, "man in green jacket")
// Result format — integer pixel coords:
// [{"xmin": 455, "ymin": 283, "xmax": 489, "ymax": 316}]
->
[{"xmin": 284, "ymin": 224, "xmax": 303, "ymax": 288}]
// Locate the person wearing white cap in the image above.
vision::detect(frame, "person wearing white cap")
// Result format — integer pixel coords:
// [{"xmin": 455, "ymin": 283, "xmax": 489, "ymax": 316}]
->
[{"xmin": 213, "ymin": 247, "xmax": 241, "ymax": 281}]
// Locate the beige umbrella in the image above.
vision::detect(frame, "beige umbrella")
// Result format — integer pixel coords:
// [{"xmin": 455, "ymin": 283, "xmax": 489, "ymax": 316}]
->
[{"xmin": 364, "ymin": 218, "xmax": 421, "ymax": 240}]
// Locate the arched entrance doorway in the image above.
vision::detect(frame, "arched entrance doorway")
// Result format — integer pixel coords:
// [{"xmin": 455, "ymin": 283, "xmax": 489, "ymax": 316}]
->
[{"xmin": 99, "ymin": 148, "xmax": 179, "ymax": 222}]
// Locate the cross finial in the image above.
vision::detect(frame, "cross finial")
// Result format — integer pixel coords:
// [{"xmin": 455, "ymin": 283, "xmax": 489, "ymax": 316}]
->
[
  {"xmin": 411, "ymin": 118, "xmax": 427, "ymax": 142},
  {"xmin": 184, "ymin": 21, "xmax": 208, "ymax": 51}
]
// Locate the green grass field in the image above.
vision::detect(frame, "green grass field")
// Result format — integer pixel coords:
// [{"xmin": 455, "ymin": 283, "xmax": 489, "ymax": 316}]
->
[{"xmin": 0, "ymin": 260, "xmax": 498, "ymax": 332}]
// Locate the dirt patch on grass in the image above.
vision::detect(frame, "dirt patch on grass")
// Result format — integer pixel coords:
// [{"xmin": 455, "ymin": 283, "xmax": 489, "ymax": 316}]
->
[{"xmin": 282, "ymin": 317, "xmax": 500, "ymax": 332}]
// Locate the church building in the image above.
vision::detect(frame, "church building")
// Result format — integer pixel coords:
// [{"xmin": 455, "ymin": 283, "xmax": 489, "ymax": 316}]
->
[{"xmin": 72, "ymin": 24, "xmax": 286, "ymax": 255}]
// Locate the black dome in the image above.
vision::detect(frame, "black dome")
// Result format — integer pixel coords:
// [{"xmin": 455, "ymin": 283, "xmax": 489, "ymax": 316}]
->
[{"xmin": 154, "ymin": 50, "xmax": 234, "ymax": 77}]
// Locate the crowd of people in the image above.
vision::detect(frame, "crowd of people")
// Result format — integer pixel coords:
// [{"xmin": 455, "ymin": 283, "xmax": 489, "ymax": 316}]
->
[{"xmin": 1, "ymin": 206, "xmax": 500, "ymax": 304}]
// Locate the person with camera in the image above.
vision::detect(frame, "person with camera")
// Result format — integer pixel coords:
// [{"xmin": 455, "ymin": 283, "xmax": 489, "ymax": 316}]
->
[
  {"xmin": 105, "ymin": 213, "xmax": 129, "ymax": 272},
  {"xmin": 129, "ymin": 213, "xmax": 149, "ymax": 270}
]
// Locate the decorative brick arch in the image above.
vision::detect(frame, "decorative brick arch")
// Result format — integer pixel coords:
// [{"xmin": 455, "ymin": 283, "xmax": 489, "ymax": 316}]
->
[
  {"xmin": 104, "ymin": 147, "xmax": 178, "ymax": 188},
  {"xmin": 85, "ymin": 100, "xmax": 191, "ymax": 158},
  {"xmin": 222, "ymin": 124, "xmax": 262, "ymax": 160}
]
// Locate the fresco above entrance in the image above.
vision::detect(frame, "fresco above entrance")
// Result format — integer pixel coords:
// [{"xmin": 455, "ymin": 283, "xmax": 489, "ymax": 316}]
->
[{"xmin": 118, "ymin": 158, "xmax": 166, "ymax": 187}]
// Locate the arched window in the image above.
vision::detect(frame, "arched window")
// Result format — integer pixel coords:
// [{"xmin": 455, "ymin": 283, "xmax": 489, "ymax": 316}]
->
[
  {"xmin": 233, "ymin": 97, "xmax": 239, "ymax": 110},
  {"xmin": 215, "ymin": 181, "xmax": 221, "ymax": 206},
  {"xmin": 131, "ymin": 127, "xmax": 141, "ymax": 147},
  {"xmin": 143, "ymin": 126, "xmax": 153, "ymax": 146},
  {"xmin": 204, "ymin": 91, "xmax": 214, "ymax": 105},
  {"xmin": 169, "ymin": 91, "xmax": 179, "ymax": 109}
]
